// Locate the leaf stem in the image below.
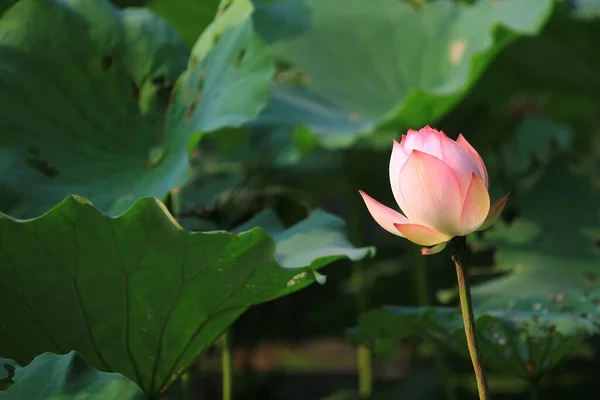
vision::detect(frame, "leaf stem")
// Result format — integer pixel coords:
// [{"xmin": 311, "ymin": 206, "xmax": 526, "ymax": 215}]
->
[
  {"xmin": 220, "ymin": 331, "xmax": 233, "ymax": 400},
  {"xmin": 451, "ymin": 236, "xmax": 489, "ymax": 400},
  {"xmin": 412, "ymin": 252, "xmax": 456, "ymax": 400},
  {"xmin": 529, "ymin": 377, "xmax": 541, "ymax": 400},
  {"xmin": 180, "ymin": 372, "xmax": 192, "ymax": 400},
  {"xmin": 345, "ymin": 150, "xmax": 373, "ymax": 398}
]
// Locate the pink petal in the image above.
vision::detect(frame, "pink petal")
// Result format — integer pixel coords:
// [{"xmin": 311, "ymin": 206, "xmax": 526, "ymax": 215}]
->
[
  {"xmin": 421, "ymin": 241, "xmax": 447, "ymax": 256},
  {"xmin": 478, "ymin": 193, "xmax": 509, "ymax": 231},
  {"xmin": 397, "ymin": 150, "xmax": 463, "ymax": 236},
  {"xmin": 359, "ymin": 190, "xmax": 409, "ymax": 236},
  {"xmin": 456, "ymin": 134, "xmax": 489, "ymax": 188},
  {"xmin": 439, "ymin": 134, "xmax": 481, "ymax": 198},
  {"xmin": 403, "ymin": 126, "xmax": 443, "ymax": 160},
  {"xmin": 460, "ymin": 173, "xmax": 491, "ymax": 235},
  {"xmin": 393, "ymin": 223, "xmax": 452, "ymax": 246},
  {"xmin": 390, "ymin": 139, "xmax": 410, "ymax": 208},
  {"xmin": 403, "ymin": 129, "xmax": 425, "ymax": 152}
]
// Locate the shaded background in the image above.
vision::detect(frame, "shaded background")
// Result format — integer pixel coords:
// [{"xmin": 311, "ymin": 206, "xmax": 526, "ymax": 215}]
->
[
  {"xmin": 120, "ymin": 0, "xmax": 600, "ymax": 398},
  {"xmin": 4, "ymin": 0, "xmax": 600, "ymax": 398}
]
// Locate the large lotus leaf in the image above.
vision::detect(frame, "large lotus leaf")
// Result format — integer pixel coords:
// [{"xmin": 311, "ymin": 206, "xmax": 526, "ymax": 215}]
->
[
  {"xmin": 0, "ymin": 352, "xmax": 145, "ymax": 400},
  {"xmin": 0, "ymin": 196, "xmax": 373, "ymax": 396},
  {"xmin": 166, "ymin": 0, "xmax": 274, "ymax": 140},
  {"xmin": 350, "ymin": 293, "xmax": 600, "ymax": 378},
  {"xmin": 468, "ymin": 158, "xmax": 600, "ymax": 309},
  {"xmin": 0, "ymin": 0, "xmax": 275, "ymax": 219},
  {"xmin": 249, "ymin": 0, "xmax": 553, "ymax": 147},
  {"xmin": 0, "ymin": 0, "xmax": 189, "ymax": 218}
]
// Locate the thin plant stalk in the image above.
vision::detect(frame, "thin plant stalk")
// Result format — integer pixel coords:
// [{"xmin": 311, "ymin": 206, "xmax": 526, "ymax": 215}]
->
[
  {"xmin": 354, "ymin": 260, "xmax": 372, "ymax": 398},
  {"xmin": 451, "ymin": 236, "xmax": 489, "ymax": 400},
  {"xmin": 346, "ymin": 150, "xmax": 373, "ymax": 398},
  {"xmin": 180, "ymin": 372, "xmax": 191, "ymax": 400},
  {"xmin": 412, "ymin": 252, "xmax": 456, "ymax": 400},
  {"xmin": 529, "ymin": 377, "xmax": 541, "ymax": 400},
  {"xmin": 219, "ymin": 331, "xmax": 233, "ymax": 400}
]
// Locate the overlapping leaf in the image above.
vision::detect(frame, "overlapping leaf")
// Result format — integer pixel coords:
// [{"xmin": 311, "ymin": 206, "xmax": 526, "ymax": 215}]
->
[
  {"xmin": 0, "ymin": 196, "xmax": 373, "ymax": 396},
  {"xmin": 249, "ymin": 0, "xmax": 553, "ymax": 147},
  {"xmin": 0, "ymin": 352, "xmax": 145, "ymax": 400},
  {"xmin": 350, "ymin": 292, "xmax": 600, "ymax": 378},
  {"xmin": 167, "ymin": 0, "xmax": 274, "ymax": 139},
  {"xmin": 0, "ymin": 0, "xmax": 189, "ymax": 218},
  {"xmin": 0, "ymin": 0, "xmax": 274, "ymax": 219}
]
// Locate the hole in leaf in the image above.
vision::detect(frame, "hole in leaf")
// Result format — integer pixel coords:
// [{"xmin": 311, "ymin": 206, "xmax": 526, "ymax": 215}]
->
[
  {"xmin": 27, "ymin": 145, "xmax": 41, "ymax": 157},
  {"xmin": 131, "ymin": 81, "xmax": 140, "ymax": 102},
  {"xmin": 101, "ymin": 55, "xmax": 113, "ymax": 71},
  {"xmin": 157, "ymin": 83, "xmax": 174, "ymax": 102},
  {"xmin": 25, "ymin": 157, "xmax": 59, "ymax": 178},
  {"xmin": 152, "ymin": 75, "xmax": 167, "ymax": 87},
  {"xmin": 275, "ymin": 59, "xmax": 309, "ymax": 85},
  {"xmin": 233, "ymin": 48, "xmax": 246, "ymax": 68}
]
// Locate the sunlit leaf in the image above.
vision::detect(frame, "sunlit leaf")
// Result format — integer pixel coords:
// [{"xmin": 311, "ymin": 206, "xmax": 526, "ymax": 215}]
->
[
  {"xmin": 0, "ymin": 196, "xmax": 373, "ymax": 396},
  {"xmin": 0, "ymin": 352, "xmax": 145, "ymax": 400},
  {"xmin": 249, "ymin": 0, "xmax": 553, "ymax": 147}
]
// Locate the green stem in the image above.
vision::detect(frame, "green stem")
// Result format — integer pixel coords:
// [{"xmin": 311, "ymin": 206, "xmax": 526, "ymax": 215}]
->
[
  {"xmin": 345, "ymin": 150, "xmax": 373, "ymax": 398},
  {"xmin": 529, "ymin": 378, "xmax": 540, "ymax": 400},
  {"xmin": 353, "ymin": 248, "xmax": 372, "ymax": 397},
  {"xmin": 451, "ymin": 237, "xmax": 489, "ymax": 400},
  {"xmin": 180, "ymin": 372, "xmax": 191, "ymax": 400},
  {"xmin": 412, "ymin": 252, "xmax": 456, "ymax": 400},
  {"xmin": 220, "ymin": 331, "xmax": 233, "ymax": 400}
]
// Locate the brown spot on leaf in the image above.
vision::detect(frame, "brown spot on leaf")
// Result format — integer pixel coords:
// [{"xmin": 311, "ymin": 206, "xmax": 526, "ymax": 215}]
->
[
  {"xmin": 449, "ymin": 39, "xmax": 467, "ymax": 65},
  {"xmin": 348, "ymin": 113, "xmax": 361, "ymax": 122},
  {"xmin": 584, "ymin": 271, "xmax": 597, "ymax": 283},
  {"xmin": 275, "ymin": 60, "xmax": 310, "ymax": 86},
  {"xmin": 101, "ymin": 55, "xmax": 113, "ymax": 71},
  {"xmin": 233, "ymin": 48, "xmax": 247, "ymax": 68},
  {"xmin": 185, "ymin": 92, "xmax": 200, "ymax": 124}
]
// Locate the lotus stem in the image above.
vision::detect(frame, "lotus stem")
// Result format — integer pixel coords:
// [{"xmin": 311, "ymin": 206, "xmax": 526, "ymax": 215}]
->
[
  {"xmin": 451, "ymin": 236, "xmax": 489, "ymax": 400},
  {"xmin": 220, "ymin": 331, "xmax": 233, "ymax": 400}
]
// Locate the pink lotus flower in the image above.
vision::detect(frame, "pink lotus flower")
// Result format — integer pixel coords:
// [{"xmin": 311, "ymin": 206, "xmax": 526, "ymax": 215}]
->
[{"xmin": 359, "ymin": 126, "xmax": 508, "ymax": 255}]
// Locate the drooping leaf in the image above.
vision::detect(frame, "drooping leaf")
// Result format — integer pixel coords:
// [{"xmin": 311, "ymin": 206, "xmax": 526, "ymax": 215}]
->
[
  {"xmin": 0, "ymin": 196, "xmax": 373, "ymax": 396},
  {"xmin": 350, "ymin": 293, "xmax": 600, "ymax": 378},
  {"xmin": 249, "ymin": 0, "xmax": 553, "ymax": 147},
  {"xmin": 0, "ymin": 352, "xmax": 145, "ymax": 400},
  {"xmin": 0, "ymin": 0, "xmax": 189, "ymax": 218},
  {"xmin": 166, "ymin": 0, "xmax": 274, "ymax": 141}
]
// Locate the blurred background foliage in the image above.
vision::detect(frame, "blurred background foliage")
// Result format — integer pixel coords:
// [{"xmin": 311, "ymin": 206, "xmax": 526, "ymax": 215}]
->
[{"xmin": 3, "ymin": 0, "xmax": 600, "ymax": 398}]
